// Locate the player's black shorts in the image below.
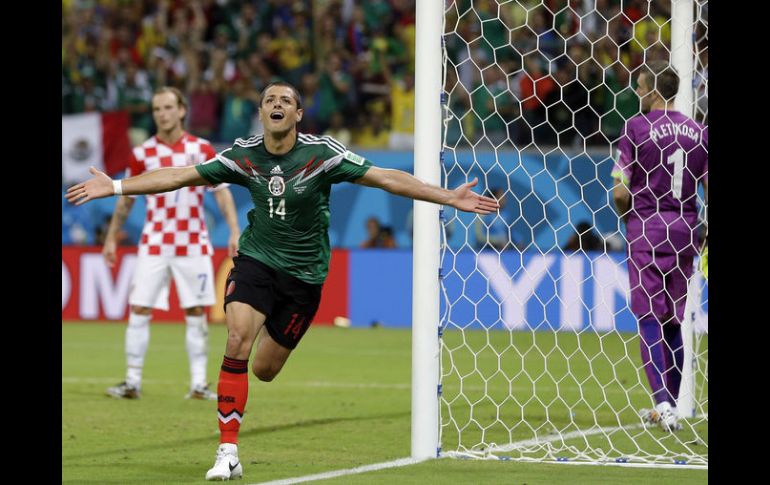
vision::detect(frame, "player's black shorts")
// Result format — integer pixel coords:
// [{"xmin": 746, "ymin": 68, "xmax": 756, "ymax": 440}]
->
[{"xmin": 223, "ymin": 254, "xmax": 323, "ymax": 350}]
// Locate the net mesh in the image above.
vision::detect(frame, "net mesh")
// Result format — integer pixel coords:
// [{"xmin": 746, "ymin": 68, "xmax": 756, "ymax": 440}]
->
[{"xmin": 438, "ymin": 0, "xmax": 707, "ymax": 466}]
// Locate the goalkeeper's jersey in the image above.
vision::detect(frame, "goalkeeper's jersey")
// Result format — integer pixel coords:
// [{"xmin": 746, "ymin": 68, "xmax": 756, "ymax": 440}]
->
[
  {"xmin": 196, "ymin": 133, "xmax": 372, "ymax": 285},
  {"xmin": 611, "ymin": 110, "xmax": 708, "ymax": 256}
]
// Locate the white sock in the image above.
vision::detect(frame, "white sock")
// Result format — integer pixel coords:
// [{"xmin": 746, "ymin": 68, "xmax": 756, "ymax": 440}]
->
[
  {"xmin": 185, "ymin": 314, "xmax": 209, "ymax": 389},
  {"xmin": 125, "ymin": 312, "xmax": 151, "ymax": 389},
  {"xmin": 219, "ymin": 443, "xmax": 238, "ymax": 455},
  {"xmin": 655, "ymin": 401, "xmax": 672, "ymax": 414}
]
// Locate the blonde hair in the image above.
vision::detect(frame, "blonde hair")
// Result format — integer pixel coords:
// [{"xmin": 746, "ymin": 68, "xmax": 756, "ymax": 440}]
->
[{"xmin": 153, "ymin": 86, "xmax": 188, "ymax": 121}]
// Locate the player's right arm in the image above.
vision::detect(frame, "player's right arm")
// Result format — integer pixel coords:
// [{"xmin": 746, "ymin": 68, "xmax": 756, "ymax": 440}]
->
[
  {"xmin": 66, "ymin": 165, "xmax": 208, "ymax": 206},
  {"xmin": 102, "ymin": 196, "xmax": 136, "ymax": 267}
]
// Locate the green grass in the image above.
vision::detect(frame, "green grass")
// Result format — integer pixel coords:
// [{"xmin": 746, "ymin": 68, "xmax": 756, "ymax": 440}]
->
[
  {"xmin": 62, "ymin": 323, "xmax": 707, "ymax": 484},
  {"xmin": 440, "ymin": 329, "xmax": 708, "ymax": 463}
]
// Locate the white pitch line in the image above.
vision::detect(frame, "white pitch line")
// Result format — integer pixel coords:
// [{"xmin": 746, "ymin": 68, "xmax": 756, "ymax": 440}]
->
[{"xmin": 249, "ymin": 457, "xmax": 428, "ymax": 485}]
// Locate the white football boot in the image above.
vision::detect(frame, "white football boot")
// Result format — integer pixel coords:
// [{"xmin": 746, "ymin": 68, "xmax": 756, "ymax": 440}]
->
[{"xmin": 205, "ymin": 443, "xmax": 243, "ymax": 481}]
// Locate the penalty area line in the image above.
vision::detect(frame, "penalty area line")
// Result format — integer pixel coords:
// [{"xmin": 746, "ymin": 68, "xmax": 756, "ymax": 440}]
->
[{"xmin": 249, "ymin": 457, "xmax": 428, "ymax": 485}]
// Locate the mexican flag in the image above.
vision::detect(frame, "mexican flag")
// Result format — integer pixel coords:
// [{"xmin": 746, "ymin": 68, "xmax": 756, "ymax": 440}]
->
[{"xmin": 61, "ymin": 111, "xmax": 132, "ymax": 184}]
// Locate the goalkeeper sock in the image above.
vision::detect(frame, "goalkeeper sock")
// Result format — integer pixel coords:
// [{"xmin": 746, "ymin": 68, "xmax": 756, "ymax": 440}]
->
[
  {"xmin": 217, "ymin": 356, "xmax": 249, "ymax": 444},
  {"xmin": 639, "ymin": 318, "xmax": 670, "ymax": 405},
  {"xmin": 663, "ymin": 321, "xmax": 683, "ymax": 403}
]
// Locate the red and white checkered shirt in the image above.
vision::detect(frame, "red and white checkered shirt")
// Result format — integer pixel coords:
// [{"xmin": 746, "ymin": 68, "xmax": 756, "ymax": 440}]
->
[{"xmin": 127, "ymin": 133, "xmax": 226, "ymax": 257}]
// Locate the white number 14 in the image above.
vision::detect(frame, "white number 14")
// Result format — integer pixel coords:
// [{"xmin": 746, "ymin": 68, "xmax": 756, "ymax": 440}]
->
[{"xmin": 268, "ymin": 198, "xmax": 286, "ymax": 220}]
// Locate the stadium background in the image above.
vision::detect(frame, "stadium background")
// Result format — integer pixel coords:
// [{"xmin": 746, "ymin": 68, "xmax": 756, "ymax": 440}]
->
[
  {"xmin": 61, "ymin": 0, "xmax": 708, "ymax": 327},
  {"xmin": 61, "ymin": 1, "xmax": 709, "ymax": 483}
]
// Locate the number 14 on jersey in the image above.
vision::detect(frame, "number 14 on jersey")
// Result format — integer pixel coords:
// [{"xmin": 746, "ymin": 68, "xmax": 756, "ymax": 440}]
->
[{"xmin": 268, "ymin": 197, "xmax": 286, "ymax": 220}]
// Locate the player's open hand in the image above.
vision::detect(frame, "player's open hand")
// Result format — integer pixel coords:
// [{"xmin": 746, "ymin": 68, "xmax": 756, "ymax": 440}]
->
[
  {"xmin": 448, "ymin": 178, "xmax": 500, "ymax": 214},
  {"xmin": 102, "ymin": 239, "xmax": 118, "ymax": 267},
  {"xmin": 66, "ymin": 167, "xmax": 114, "ymax": 205}
]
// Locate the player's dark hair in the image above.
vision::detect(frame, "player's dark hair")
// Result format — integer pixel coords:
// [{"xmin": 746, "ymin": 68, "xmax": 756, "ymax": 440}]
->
[
  {"xmin": 641, "ymin": 61, "xmax": 680, "ymax": 101},
  {"xmin": 153, "ymin": 86, "xmax": 188, "ymax": 121},
  {"xmin": 259, "ymin": 81, "xmax": 303, "ymax": 109}
]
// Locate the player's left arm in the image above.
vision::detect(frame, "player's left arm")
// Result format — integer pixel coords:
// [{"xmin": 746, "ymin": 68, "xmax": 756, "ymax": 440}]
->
[
  {"xmin": 612, "ymin": 180, "xmax": 631, "ymax": 224},
  {"xmin": 355, "ymin": 166, "xmax": 499, "ymax": 214},
  {"xmin": 611, "ymin": 122, "xmax": 635, "ymax": 224},
  {"xmin": 212, "ymin": 187, "xmax": 241, "ymax": 257}
]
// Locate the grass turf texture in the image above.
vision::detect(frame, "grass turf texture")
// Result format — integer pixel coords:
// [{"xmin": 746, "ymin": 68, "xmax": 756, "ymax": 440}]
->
[{"xmin": 62, "ymin": 323, "xmax": 707, "ymax": 484}]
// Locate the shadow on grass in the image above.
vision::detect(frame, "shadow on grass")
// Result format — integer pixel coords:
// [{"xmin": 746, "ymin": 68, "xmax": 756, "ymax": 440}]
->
[{"xmin": 63, "ymin": 410, "xmax": 409, "ymax": 461}]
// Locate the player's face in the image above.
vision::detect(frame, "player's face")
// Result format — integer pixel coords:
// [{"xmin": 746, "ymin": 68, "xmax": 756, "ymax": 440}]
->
[
  {"xmin": 636, "ymin": 73, "xmax": 655, "ymax": 113},
  {"xmin": 260, "ymin": 86, "xmax": 303, "ymax": 135},
  {"xmin": 152, "ymin": 92, "xmax": 185, "ymax": 133}
]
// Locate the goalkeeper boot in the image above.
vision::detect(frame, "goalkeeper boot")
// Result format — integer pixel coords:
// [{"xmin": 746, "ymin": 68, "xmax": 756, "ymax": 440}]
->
[
  {"xmin": 186, "ymin": 384, "xmax": 217, "ymax": 401},
  {"xmin": 106, "ymin": 381, "xmax": 141, "ymax": 399},
  {"xmin": 205, "ymin": 443, "xmax": 243, "ymax": 481},
  {"xmin": 659, "ymin": 408, "xmax": 683, "ymax": 432},
  {"xmin": 639, "ymin": 408, "xmax": 661, "ymax": 426}
]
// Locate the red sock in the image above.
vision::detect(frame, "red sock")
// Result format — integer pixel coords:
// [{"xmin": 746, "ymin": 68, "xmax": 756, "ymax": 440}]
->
[{"xmin": 217, "ymin": 356, "xmax": 249, "ymax": 444}]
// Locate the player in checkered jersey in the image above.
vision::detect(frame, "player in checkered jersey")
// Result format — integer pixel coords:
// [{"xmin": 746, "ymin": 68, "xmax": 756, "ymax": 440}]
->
[
  {"xmin": 101, "ymin": 87, "xmax": 241, "ymax": 401},
  {"xmin": 67, "ymin": 82, "xmax": 499, "ymax": 480}
]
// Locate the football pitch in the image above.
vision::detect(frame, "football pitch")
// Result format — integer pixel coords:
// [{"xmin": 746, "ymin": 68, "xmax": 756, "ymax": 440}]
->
[{"xmin": 62, "ymin": 322, "xmax": 707, "ymax": 484}]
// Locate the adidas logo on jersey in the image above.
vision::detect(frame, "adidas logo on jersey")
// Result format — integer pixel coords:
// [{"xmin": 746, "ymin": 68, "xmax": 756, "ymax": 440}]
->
[{"xmin": 270, "ymin": 165, "xmax": 283, "ymax": 175}]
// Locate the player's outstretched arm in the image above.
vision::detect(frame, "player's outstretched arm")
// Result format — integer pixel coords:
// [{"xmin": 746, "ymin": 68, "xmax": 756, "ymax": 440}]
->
[
  {"xmin": 355, "ymin": 167, "xmax": 500, "ymax": 214},
  {"xmin": 66, "ymin": 165, "xmax": 209, "ymax": 206}
]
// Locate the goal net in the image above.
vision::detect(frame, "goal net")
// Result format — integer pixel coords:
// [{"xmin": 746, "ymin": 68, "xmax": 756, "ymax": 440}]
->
[{"xmin": 435, "ymin": 0, "xmax": 708, "ymax": 467}]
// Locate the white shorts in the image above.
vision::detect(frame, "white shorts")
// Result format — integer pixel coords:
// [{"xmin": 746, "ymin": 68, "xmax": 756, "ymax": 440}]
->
[{"xmin": 129, "ymin": 255, "xmax": 216, "ymax": 311}]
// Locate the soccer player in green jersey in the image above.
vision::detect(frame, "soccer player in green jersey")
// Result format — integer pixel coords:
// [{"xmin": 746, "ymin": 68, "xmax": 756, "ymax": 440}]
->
[{"xmin": 67, "ymin": 81, "xmax": 500, "ymax": 481}]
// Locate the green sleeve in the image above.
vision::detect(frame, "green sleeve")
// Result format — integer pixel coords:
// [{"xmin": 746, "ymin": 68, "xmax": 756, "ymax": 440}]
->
[
  {"xmin": 326, "ymin": 148, "xmax": 373, "ymax": 184},
  {"xmin": 195, "ymin": 148, "xmax": 251, "ymax": 186}
]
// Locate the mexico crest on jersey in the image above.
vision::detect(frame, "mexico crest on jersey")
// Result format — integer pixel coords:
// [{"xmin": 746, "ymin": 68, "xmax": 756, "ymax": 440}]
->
[{"xmin": 269, "ymin": 176, "xmax": 285, "ymax": 196}]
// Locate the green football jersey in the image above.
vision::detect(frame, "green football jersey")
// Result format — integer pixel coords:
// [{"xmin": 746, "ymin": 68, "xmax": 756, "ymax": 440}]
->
[{"xmin": 196, "ymin": 133, "xmax": 373, "ymax": 285}]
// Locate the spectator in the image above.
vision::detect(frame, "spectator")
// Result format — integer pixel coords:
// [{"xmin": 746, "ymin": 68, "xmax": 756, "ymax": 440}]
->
[
  {"xmin": 379, "ymin": 49, "xmax": 414, "ymax": 150},
  {"xmin": 353, "ymin": 112, "xmax": 389, "ymax": 149},
  {"xmin": 299, "ymin": 72, "xmax": 321, "ymax": 133},
  {"xmin": 323, "ymin": 112, "xmax": 352, "ymax": 147},
  {"xmin": 114, "ymin": 62, "xmax": 154, "ymax": 145},
  {"xmin": 219, "ymin": 77, "xmax": 258, "ymax": 142},
  {"xmin": 601, "ymin": 63, "xmax": 640, "ymax": 141},
  {"xmin": 187, "ymin": 76, "xmax": 221, "ymax": 141},
  {"xmin": 515, "ymin": 56, "xmax": 556, "ymax": 146},
  {"xmin": 317, "ymin": 52, "xmax": 352, "ymax": 130},
  {"xmin": 360, "ymin": 217, "xmax": 397, "ymax": 249},
  {"xmin": 70, "ymin": 68, "xmax": 108, "ymax": 113}
]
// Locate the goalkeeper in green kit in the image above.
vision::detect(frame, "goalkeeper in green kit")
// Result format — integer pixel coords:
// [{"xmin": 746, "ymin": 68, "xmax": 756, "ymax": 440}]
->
[{"xmin": 67, "ymin": 81, "xmax": 500, "ymax": 481}]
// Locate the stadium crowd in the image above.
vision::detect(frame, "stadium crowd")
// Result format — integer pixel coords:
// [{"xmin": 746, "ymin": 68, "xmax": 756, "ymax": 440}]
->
[
  {"xmin": 62, "ymin": 0, "xmax": 417, "ymax": 148},
  {"xmin": 62, "ymin": 0, "xmax": 707, "ymax": 248},
  {"xmin": 62, "ymin": 0, "xmax": 706, "ymax": 149}
]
